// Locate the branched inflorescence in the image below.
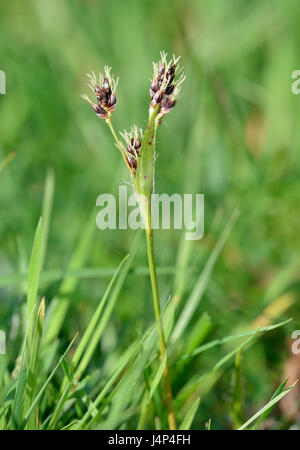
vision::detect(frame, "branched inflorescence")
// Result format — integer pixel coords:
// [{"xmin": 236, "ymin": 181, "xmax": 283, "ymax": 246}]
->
[{"xmin": 81, "ymin": 52, "xmax": 185, "ymax": 177}]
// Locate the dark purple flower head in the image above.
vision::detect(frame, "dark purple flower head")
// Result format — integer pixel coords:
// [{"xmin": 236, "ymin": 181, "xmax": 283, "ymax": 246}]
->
[
  {"xmin": 149, "ymin": 52, "xmax": 185, "ymax": 120},
  {"xmin": 81, "ymin": 66, "xmax": 119, "ymax": 120}
]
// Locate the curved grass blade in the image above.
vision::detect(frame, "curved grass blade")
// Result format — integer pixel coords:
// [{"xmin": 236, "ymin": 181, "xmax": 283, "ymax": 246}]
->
[
  {"xmin": 41, "ymin": 168, "xmax": 55, "ymax": 270},
  {"xmin": 138, "ymin": 352, "xmax": 167, "ymax": 429},
  {"xmin": 250, "ymin": 379, "xmax": 288, "ymax": 430},
  {"xmin": 74, "ymin": 237, "xmax": 139, "ymax": 380},
  {"xmin": 76, "ymin": 312, "xmax": 161, "ymax": 430},
  {"xmin": 231, "ymin": 349, "xmax": 245, "ymax": 429},
  {"xmin": 43, "ymin": 210, "xmax": 96, "ymax": 345},
  {"xmin": 179, "ymin": 397, "xmax": 200, "ymax": 430},
  {"xmin": 48, "ymin": 374, "xmax": 76, "ymax": 430},
  {"xmin": 149, "ymin": 353, "xmax": 167, "ymax": 401},
  {"xmin": 26, "ymin": 217, "xmax": 43, "ymax": 324},
  {"xmin": 171, "ymin": 209, "xmax": 239, "ymax": 342},
  {"xmin": 176, "ymin": 334, "xmax": 257, "ymax": 405},
  {"xmin": 25, "ymin": 298, "xmax": 45, "ymax": 429},
  {"xmin": 0, "ymin": 265, "xmax": 191, "ymax": 288},
  {"xmin": 178, "ymin": 318, "xmax": 292, "ymax": 362},
  {"xmin": 21, "ymin": 333, "xmax": 78, "ymax": 428},
  {"xmin": 74, "ymin": 340, "xmax": 140, "ymax": 430},
  {"xmin": 11, "ymin": 312, "xmax": 34, "ymax": 428},
  {"xmin": 71, "ymin": 254, "xmax": 129, "ymax": 372},
  {"xmin": 238, "ymin": 381, "xmax": 297, "ymax": 430}
]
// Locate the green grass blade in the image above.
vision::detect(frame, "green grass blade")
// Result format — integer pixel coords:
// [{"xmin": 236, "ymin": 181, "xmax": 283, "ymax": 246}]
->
[
  {"xmin": 74, "ymin": 243, "xmax": 137, "ymax": 379},
  {"xmin": 95, "ymin": 345, "xmax": 154, "ymax": 430},
  {"xmin": 0, "ymin": 265, "xmax": 190, "ymax": 288},
  {"xmin": 183, "ymin": 311, "xmax": 213, "ymax": 355},
  {"xmin": 176, "ymin": 334, "xmax": 256, "ymax": 405},
  {"xmin": 176, "ymin": 319, "xmax": 292, "ymax": 409},
  {"xmin": 238, "ymin": 381, "xmax": 297, "ymax": 430},
  {"xmin": 178, "ymin": 319, "xmax": 292, "ymax": 362},
  {"xmin": 77, "ymin": 315, "xmax": 160, "ymax": 430},
  {"xmin": 26, "ymin": 217, "xmax": 43, "ymax": 323},
  {"xmin": 94, "ymin": 319, "xmax": 160, "ymax": 430},
  {"xmin": 179, "ymin": 397, "xmax": 200, "ymax": 430},
  {"xmin": 250, "ymin": 379, "xmax": 289, "ymax": 430},
  {"xmin": 163, "ymin": 233, "xmax": 195, "ymax": 342},
  {"xmin": 231, "ymin": 349, "xmax": 245, "ymax": 429},
  {"xmin": 12, "ymin": 218, "xmax": 44, "ymax": 428},
  {"xmin": 171, "ymin": 209, "xmax": 239, "ymax": 342},
  {"xmin": 41, "ymin": 168, "xmax": 55, "ymax": 270},
  {"xmin": 11, "ymin": 314, "xmax": 33, "ymax": 428},
  {"xmin": 172, "ymin": 232, "xmax": 194, "ymax": 305},
  {"xmin": 149, "ymin": 353, "xmax": 167, "ymax": 401},
  {"xmin": 21, "ymin": 333, "xmax": 78, "ymax": 428},
  {"xmin": 48, "ymin": 375, "xmax": 76, "ymax": 430},
  {"xmin": 43, "ymin": 210, "xmax": 96, "ymax": 345},
  {"xmin": 71, "ymin": 254, "xmax": 129, "ymax": 370},
  {"xmin": 25, "ymin": 298, "xmax": 45, "ymax": 429},
  {"xmin": 75, "ymin": 340, "xmax": 140, "ymax": 429},
  {"xmin": 59, "ymin": 253, "xmax": 129, "ymax": 392}
]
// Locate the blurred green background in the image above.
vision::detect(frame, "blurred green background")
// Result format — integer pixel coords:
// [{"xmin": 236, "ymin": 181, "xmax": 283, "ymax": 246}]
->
[{"xmin": 0, "ymin": 0, "xmax": 300, "ymax": 428}]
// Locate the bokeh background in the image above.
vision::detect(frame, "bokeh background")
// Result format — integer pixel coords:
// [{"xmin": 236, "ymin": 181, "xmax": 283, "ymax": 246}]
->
[{"xmin": 0, "ymin": 0, "xmax": 300, "ymax": 428}]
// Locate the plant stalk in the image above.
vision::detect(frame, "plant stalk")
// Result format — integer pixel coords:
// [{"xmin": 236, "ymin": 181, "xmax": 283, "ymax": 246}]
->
[
  {"xmin": 107, "ymin": 111, "xmax": 176, "ymax": 429},
  {"xmin": 144, "ymin": 209, "xmax": 176, "ymax": 430}
]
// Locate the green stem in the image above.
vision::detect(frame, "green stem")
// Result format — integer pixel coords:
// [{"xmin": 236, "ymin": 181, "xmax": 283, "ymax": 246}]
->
[
  {"xmin": 144, "ymin": 207, "xmax": 176, "ymax": 430},
  {"xmin": 108, "ymin": 109, "xmax": 176, "ymax": 429}
]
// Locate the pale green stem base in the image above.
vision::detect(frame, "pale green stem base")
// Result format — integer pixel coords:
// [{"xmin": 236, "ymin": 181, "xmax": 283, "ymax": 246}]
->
[{"xmin": 145, "ymin": 227, "xmax": 176, "ymax": 430}]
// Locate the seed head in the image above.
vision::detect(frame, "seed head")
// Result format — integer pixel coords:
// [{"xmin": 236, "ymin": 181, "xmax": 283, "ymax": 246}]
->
[
  {"xmin": 81, "ymin": 66, "xmax": 119, "ymax": 120},
  {"xmin": 150, "ymin": 51, "xmax": 185, "ymax": 120},
  {"xmin": 119, "ymin": 126, "xmax": 143, "ymax": 175}
]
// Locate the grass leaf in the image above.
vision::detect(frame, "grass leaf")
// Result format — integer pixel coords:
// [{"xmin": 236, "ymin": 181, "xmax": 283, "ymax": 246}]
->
[
  {"xmin": 231, "ymin": 349, "xmax": 245, "ymax": 429},
  {"xmin": 149, "ymin": 353, "xmax": 167, "ymax": 401},
  {"xmin": 26, "ymin": 217, "xmax": 43, "ymax": 323},
  {"xmin": 21, "ymin": 333, "xmax": 78, "ymax": 428},
  {"xmin": 171, "ymin": 209, "xmax": 239, "ymax": 342},
  {"xmin": 71, "ymin": 254, "xmax": 129, "ymax": 373},
  {"xmin": 250, "ymin": 379, "xmax": 289, "ymax": 430},
  {"xmin": 238, "ymin": 381, "xmax": 297, "ymax": 430},
  {"xmin": 74, "ymin": 237, "xmax": 139, "ymax": 379},
  {"xmin": 179, "ymin": 397, "xmax": 200, "ymax": 430},
  {"xmin": 178, "ymin": 319, "xmax": 292, "ymax": 362}
]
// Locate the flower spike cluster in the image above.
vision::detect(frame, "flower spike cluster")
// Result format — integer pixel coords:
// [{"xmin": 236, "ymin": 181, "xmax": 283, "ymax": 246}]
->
[
  {"xmin": 81, "ymin": 52, "xmax": 185, "ymax": 178},
  {"xmin": 119, "ymin": 126, "xmax": 143, "ymax": 174},
  {"xmin": 81, "ymin": 66, "xmax": 119, "ymax": 120},
  {"xmin": 150, "ymin": 52, "xmax": 185, "ymax": 120}
]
